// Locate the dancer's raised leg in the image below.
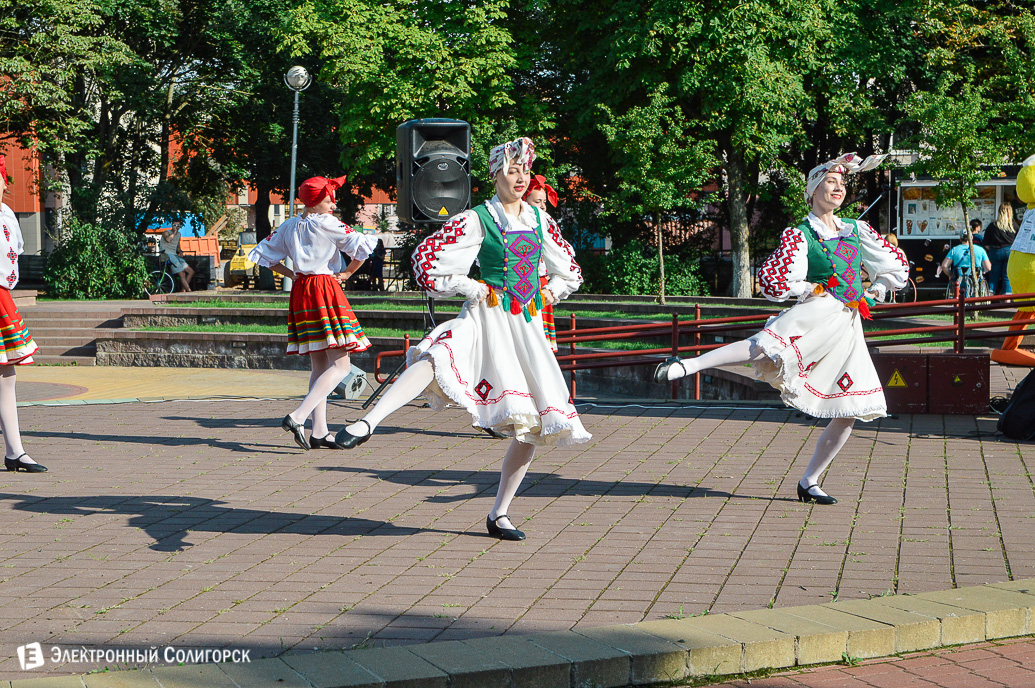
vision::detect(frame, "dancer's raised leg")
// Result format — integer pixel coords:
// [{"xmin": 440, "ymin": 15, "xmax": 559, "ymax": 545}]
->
[
  {"xmin": 797, "ymin": 417, "xmax": 854, "ymax": 505},
  {"xmin": 336, "ymin": 358, "xmax": 435, "ymax": 445},
  {"xmin": 655, "ymin": 339, "xmax": 764, "ymax": 382},
  {"xmin": 487, "ymin": 439, "xmax": 535, "ymax": 540}
]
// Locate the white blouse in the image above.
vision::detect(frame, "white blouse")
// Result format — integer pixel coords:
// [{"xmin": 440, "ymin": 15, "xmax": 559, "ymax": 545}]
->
[
  {"xmin": 0, "ymin": 203, "xmax": 24, "ymax": 290},
  {"xmin": 412, "ymin": 198, "xmax": 583, "ymax": 302},
  {"xmin": 249, "ymin": 213, "xmax": 378, "ymax": 275},
  {"xmin": 758, "ymin": 213, "xmax": 909, "ymax": 302}
]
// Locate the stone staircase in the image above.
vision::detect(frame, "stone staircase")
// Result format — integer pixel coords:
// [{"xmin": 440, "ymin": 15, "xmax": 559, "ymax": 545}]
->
[{"xmin": 17, "ymin": 298, "xmax": 141, "ymax": 366}]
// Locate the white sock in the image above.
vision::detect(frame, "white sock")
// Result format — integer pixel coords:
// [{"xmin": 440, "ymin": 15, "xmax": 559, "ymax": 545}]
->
[
  {"xmin": 345, "ymin": 359, "xmax": 435, "ymax": 436},
  {"xmin": 668, "ymin": 339, "xmax": 762, "ymax": 380},
  {"xmin": 800, "ymin": 417, "xmax": 855, "ymax": 493}
]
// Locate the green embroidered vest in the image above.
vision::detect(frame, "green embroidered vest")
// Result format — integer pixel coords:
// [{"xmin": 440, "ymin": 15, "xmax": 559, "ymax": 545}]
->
[
  {"xmin": 799, "ymin": 217, "xmax": 865, "ymax": 304},
  {"xmin": 472, "ymin": 203, "xmax": 544, "ymax": 320}
]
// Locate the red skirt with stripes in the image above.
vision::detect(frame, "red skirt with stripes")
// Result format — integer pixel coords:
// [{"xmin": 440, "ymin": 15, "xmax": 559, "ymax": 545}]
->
[
  {"xmin": 287, "ymin": 274, "xmax": 371, "ymax": 355},
  {"xmin": 540, "ymin": 276, "xmax": 557, "ymax": 352},
  {"xmin": 0, "ymin": 288, "xmax": 37, "ymax": 365}
]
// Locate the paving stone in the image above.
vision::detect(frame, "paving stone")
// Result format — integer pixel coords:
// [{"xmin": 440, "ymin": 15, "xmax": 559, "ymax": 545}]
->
[
  {"xmin": 81, "ymin": 672, "xmax": 162, "ymax": 688},
  {"xmin": 527, "ymin": 630, "xmax": 630, "ymax": 688},
  {"xmin": 345, "ymin": 647, "xmax": 448, "ymax": 688},
  {"xmin": 406, "ymin": 640, "xmax": 509, "ymax": 688},
  {"xmin": 988, "ymin": 579, "xmax": 1035, "ymax": 597},
  {"xmin": 280, "ymin": 651, "xmax": 380, "ymax": 688},
  {"xmin": 731, "ymin": 609, "xmax": 847, "ymax": 665},
  {"xmin": 873, "ymin": 596, "xmax": 986, "ymax": 646},
  {"xmin": 823, "ymin": 599, "xmax": 940, "ymax": 653},
  {"xmin": 686, "ymin": 613, "xmax": 795, "ymax": 673},
  {"xmin": 146, "ymin": 664, "xmax": 237, "ymax": 688},
  {"xmin": 633, "ymin": 619, "xmax": 741, "ymax": 677},
  {"xmin": 578, "ymin": 625, "xmax": 689, "ymax": 684},
  {"xmin": 11, "ymin": 677, "xmax": 86, "ymax": 688},
  {"xmin": 217, "ymin": 657, "xmax": 312, "ymax": 688},
  {"xmin": 779, "ymin": 605, "xmax": 895, "ymax": 660},
  {"xmin": 918, "ymin": 586, "xmax": 1035, "ymax": 639},
  {"xmin": 459, "ymin": 635, "xmax": 570, "ymax": 688}
]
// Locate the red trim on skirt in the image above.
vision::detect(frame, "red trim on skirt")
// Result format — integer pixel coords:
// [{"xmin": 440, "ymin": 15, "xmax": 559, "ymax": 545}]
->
[
  {"xmin": 287, "ymin": 274, "xmax": 371, "ymax": 355},
  {"xmin": 0, "ymin": 287, "xmax": 37, "ymax": 365}
]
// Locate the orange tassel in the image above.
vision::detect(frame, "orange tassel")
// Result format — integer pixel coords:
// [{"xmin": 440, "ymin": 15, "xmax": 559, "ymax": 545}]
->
[
  {"xmin": 527, "ymin": 300, "xmax": 537, "ymax": 317},
  {"xmin": 813, "ymin": 284, "xmax": 825, "ymax": 296}
]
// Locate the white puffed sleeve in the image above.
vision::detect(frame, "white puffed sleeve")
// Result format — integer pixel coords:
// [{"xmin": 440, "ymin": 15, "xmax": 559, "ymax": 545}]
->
[
  {"xmin": 411, "ymin": 211, "xmax": 487, "ymax": 299},
  {"xmin": 541, "ymin": 214, "xmax": 583, "ymax": 301},
  {"xmin": 314, "ymin": 214, "xmax": 377, "ymax": 260},
  {"xmin": 757, "ymin": 226, "xmax": 812, "ymax": 302},
  {"xmin": 247, "ymin": 223, "xmax": 291, "ymax": 268},
  {"xmin": 0, "ymin": 203, "xmax": 24, "ymax": 289},
  {"xmin": 858, "ymin": 221, "xmax": 909, "ymax": 297}
]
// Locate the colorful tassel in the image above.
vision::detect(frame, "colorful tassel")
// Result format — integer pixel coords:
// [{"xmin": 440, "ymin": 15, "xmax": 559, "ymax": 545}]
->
[
  {"xmin": 812, "ymin": 284, "xmax": 825, "ymax": 296},
  {"xmin": 486, "ymin": 287, "xmax": 499, "ymax": 308},
  {"xmin": 509, "ymin": 296, "xmax": 522, "ymax": 315},
  {"xmin": 527, "ymin": 300, "xmax": 538, "ymax": 317},
  {"xmin": 826, "ymin": 274, "xmax": 839, "ymax": 289}
]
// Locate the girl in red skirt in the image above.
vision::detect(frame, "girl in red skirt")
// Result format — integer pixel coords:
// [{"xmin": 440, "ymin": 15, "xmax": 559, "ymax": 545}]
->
[
  {"xmin": 523, "ymin": 175, "xmax": 559, "ymax": 351},
  {"xmin": 249, "ymin": 175, "xmax": 377, "ymax": 450},
  {"xmin": 0, "ymin": 155, "xmax": 45, "ymax": 472}
]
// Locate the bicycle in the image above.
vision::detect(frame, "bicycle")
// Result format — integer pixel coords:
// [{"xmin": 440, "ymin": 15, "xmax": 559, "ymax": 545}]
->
[{"xmin": 144, "ymin": 255, "xmax": 177, "ymax": 296}]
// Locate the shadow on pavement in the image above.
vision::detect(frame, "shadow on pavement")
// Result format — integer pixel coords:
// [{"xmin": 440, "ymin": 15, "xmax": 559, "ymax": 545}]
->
[
  {"xmin": 0, "ymin": 493, "xmax": 465, "ymax": 552},
  {"xmin": 22, "ymin": 429, "xmax": 289, "ymax": 455}
]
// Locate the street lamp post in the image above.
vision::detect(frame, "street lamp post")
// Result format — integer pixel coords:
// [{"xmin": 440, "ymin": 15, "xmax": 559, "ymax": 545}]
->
[{"xmin": 283, "ymin": 65, "xmax": 312, "ymax": 292}]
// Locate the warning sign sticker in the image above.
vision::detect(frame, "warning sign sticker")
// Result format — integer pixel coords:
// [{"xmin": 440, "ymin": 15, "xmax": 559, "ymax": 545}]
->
[
  {"xmin": 887, "ymin": 370, "xmax": 907, "ymax": 388},
  {"xmin": 438, "ymin": 206, "xmax": 449, "ymax": 216}
]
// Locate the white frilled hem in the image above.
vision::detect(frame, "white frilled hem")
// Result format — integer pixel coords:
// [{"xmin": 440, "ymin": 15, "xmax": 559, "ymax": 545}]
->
[
  {"xmin": 748, "ymin": 294, "xmax": 887, "ymax": 421},
  {"xmin": 407, "ymin": 300, "xmax": 591, "ymax": 447}
]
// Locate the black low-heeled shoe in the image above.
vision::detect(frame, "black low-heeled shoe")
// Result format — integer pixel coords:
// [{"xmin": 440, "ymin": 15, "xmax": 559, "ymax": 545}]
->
[
  {"xmin": 653, "ymin": 356, "xmax": 687, "ymax": 384},
  {"xmin": 310, "ymin": 434, "xmax": 345, "ymax": 450},
  {"xmin": 797, "ymin": 482, "xmax": 837, "ymax": 505},
  {"xmin": 334, "ymin": 420, "xmax": 371, "ymax": 450},
  {"xmin": 281, "ymin": 415, "xmax": 309, "ymax": 451},
  {"xmin": 5, "ymin": 454, "xmax": 47, "ymax": 473},
  {"xmin": 486, "ymin": 514, "xmax": 525, "ymax": 541}
]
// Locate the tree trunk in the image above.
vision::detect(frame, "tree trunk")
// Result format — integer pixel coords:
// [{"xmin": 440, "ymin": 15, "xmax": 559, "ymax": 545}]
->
[
  {"xmin": 655, "ymin": 213, "xmax": 666, "ymax": 305},
  {"xmin": 725, "ymin": 147, "xmax": 752, "ymax": 298},
  {"xmin": 255, "ymin": 182, "xmax": 273, "ymax": 241}
]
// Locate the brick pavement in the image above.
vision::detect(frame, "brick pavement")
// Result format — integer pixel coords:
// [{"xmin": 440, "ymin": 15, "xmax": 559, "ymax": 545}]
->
[
  {"xmin": 711, "ymin": 635, "xmax": 1035, "ymax": 687},
  {"xmin": 2, "ymin": 393, "xmax": 1034, "ymax": 680}
]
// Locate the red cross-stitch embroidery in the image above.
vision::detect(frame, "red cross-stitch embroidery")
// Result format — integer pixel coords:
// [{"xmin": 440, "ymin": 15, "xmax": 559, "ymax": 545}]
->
[
  {"xmin": 759, "ymin": 227, "xmax": 804, "ymax": 299},
  {"xmin": 411, "ymin": 215, "xmax": 467, "ymax": 292},
  {"xmin": 545, "ymin": 217, "xmax": 583, "ymax": 283}
]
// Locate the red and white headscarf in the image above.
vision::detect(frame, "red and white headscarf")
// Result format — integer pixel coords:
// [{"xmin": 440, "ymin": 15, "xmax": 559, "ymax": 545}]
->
[
  {"xmin": 0, "ymin": 155, "xmax": 7, "ymax": 182},
  {"xmin": 805, "ymin": 152, "xmax": 886, "ymax": 202},
  {"xmin": 298, "ymin": 175, "xmax": 347, "ymax": 207},
  {"xmin": 523, "ymin": 174, "xmax": 558, "ymax": 207},
  {"xmin": 488, "ymin": 137, "xmax": 535, "ymax": 180}
]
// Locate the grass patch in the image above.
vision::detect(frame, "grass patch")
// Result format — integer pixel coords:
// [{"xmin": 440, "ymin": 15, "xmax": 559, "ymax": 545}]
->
[
  {"xmin": 133, "ymin": 324, "xmax": 413, "ymax": 338},
  {"xmin": 161, "ymin": 299, "xmax": 286, "ymax": 309}
]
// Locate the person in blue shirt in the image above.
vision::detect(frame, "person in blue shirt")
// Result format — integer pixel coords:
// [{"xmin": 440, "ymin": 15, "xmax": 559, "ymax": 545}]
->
[{"xmin": 940, "ymin": 228, "xmax": 991, "ymax": 297}]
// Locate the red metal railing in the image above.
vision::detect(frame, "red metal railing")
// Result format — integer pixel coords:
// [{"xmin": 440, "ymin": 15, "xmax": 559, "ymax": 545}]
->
[{"xmin": 372, "ymin": 291, "xmax": 1035, "ymax": 399}]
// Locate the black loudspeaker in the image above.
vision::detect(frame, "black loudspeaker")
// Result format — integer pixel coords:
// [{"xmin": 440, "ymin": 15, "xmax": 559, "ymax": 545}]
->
[{"xmin": 396, "ymin": 119, "xmax": 471, "ymax": 224}]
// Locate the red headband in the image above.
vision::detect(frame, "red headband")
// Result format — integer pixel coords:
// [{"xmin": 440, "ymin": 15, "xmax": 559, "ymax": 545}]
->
[
  {"xmin": 522, "ymin": 174, "xmax": 558, "ymax": 207},
  {"xmin": 298, "ymin": 175, "xmax": 347, "ymax": 207},
  {"xmin": 0, "ymin": 155, "xmax": 7, "ymax": 183}
]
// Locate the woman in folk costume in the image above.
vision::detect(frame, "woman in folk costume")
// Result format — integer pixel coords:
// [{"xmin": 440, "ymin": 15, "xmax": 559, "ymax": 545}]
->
[
  {"xmin": 655, "ymin": 153, "xmax": 908, "ymax": 505},
  {"xmin": 0, "ymin": 155, "xmax": 45, "ymax": 472},
  {"xmin": 523, "ymin": 174, "xmax": 559, "ymax": 351},
  {"xmin": 335, "ymin": 137, "xmax": 590, "ymax": 541},
  {"xmin": 248, "ymin": 175, "xmax": 378, "ymax": 451}
]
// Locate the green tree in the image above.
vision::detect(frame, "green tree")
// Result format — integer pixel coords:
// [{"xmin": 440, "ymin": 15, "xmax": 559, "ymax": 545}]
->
[{"xmin": 599, "ymin": 84, "xmax": 715, "ymax": 303}]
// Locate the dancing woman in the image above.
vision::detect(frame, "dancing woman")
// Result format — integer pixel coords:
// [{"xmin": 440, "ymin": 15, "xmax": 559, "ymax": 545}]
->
[
  {"xmin": 655, "ymin": 153, "xmax": 908, "ymax": 504},
  {"xmin": 335, "ymin": 137, "xmax": 590, "ymax": 540},
  {"xmin": 0, "ymin": 155, "xmax": 45, "ymax": 472},
  {"xmin": 249, "ymin": 175, "xmax": 378, "ymax": 451}
]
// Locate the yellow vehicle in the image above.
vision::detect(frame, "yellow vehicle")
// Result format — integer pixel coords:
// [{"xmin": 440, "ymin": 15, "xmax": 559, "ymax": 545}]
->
[{"xmin": 223, "ymin": 231, "xmax": 258, "ymax": 288}]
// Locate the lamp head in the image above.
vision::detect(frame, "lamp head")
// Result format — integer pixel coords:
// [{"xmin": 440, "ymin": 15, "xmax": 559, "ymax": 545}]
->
[{"xmin": 284, "ymin": 66, "xmax": 312, "ymax": 92}]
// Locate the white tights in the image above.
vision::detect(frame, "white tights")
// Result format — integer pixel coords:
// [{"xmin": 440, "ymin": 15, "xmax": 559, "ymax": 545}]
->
[
  {"xmin": 664, "ymin": 338, "xmax": 765, "ymax": 380},
  {"xmin": 0, "ymin": 366, "xmax": 35, "ymax": 462},
  {"xmin": 288, "ymin": 348, "xmax": 352, "ymax": 439},
  {"xmin": 666, "ymin": 338, "xmax": 853, "ymax": 498},
  {"xmin": 344, "ymin": 359, "xmax": 536, "ymax": 529}
]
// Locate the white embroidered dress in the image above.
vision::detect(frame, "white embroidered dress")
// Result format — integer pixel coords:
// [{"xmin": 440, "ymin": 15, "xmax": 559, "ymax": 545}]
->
[
  {"xmin": 750, "ymin": 214, "xmax": 909, "ymax": 420},
  {"xmin": 410, "ymin": 199, "xmax": 591, "ymax": 447}
]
